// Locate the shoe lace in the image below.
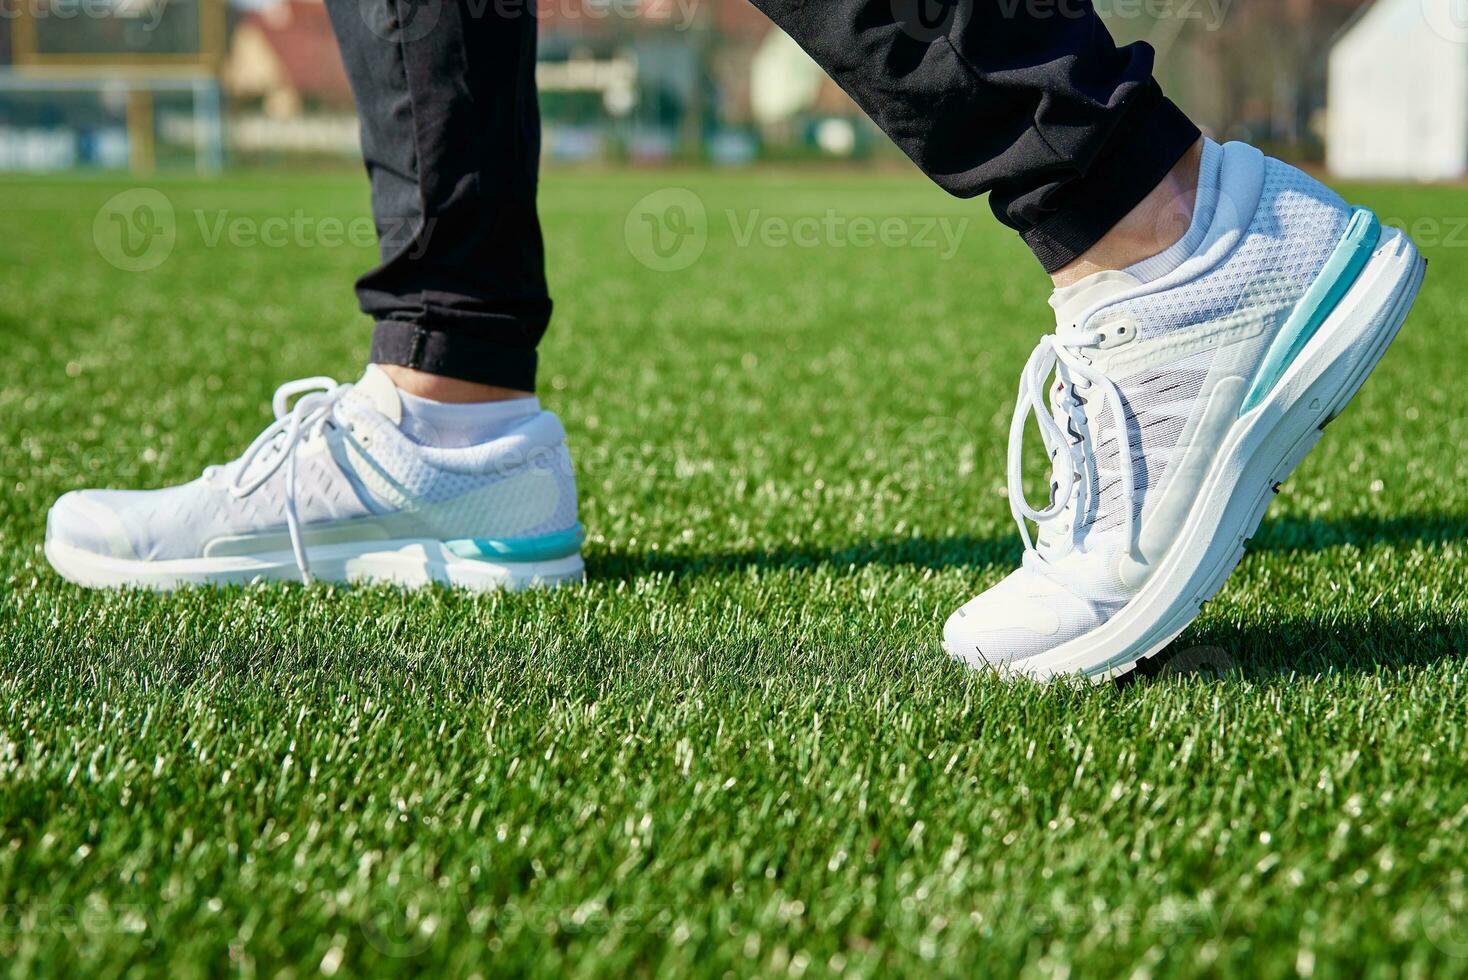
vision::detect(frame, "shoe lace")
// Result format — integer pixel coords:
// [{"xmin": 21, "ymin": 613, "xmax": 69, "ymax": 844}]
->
[
  {"xmin": 1007, "ymin": 332, "xmax": 1135, "ymax": 558},
  {"xmin": 216, "ymin": 376, "xmax": 353, "ymax": 585}
]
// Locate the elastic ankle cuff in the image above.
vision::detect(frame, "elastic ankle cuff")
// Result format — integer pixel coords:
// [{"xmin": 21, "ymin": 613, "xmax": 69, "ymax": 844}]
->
[
  {"xmin": 1022, "ymin": 85, "xmax": 1201, "ymax": 274},
  {"xmin": 370, "ymin": 321, "xmax": 538, "ymax": 391},
  {"xmin": 1125, "ymin": 137, "xmax": 1223, "ymax": 282}
]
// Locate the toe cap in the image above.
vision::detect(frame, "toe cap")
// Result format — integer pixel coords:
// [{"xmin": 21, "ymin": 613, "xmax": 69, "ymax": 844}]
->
[
  {"xmin": 46, "ymin": 490, "xmax": 138, "ymax": 560},
  {"xmin": 943, "ymin": 569, "xmax": 1108, "ymax": 668}
]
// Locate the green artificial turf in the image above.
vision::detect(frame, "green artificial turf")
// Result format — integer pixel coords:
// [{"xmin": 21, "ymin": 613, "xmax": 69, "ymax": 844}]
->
[{"xmin": 0, "ymin": 168, "xmax": 1465, "ymax": 978}]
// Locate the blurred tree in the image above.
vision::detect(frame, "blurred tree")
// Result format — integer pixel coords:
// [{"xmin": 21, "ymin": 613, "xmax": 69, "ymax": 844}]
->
[{"xmin": 1102, "ymin": 0, "xmax": 1374, "ymax": 160}]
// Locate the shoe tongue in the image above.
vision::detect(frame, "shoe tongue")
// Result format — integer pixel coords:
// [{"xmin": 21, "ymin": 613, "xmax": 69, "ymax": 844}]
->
[
  {"xmin": 1048, "ymin": 269, "xmax": 1142, "ymax": 334},
  {"xmin": 346, "ymin": 364, "xmax": 404, "ymax": 425}
]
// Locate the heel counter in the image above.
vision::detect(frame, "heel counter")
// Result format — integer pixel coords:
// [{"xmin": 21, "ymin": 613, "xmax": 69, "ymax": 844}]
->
[
  {"xmin": 492, "ymin": 409, "xmax": 580, "ymax": 533},
  {"xmin": 415, "ymin": 411, "xmax": 582, "ymax": 543},
  {"xmin": 443, "ymin": 436, "xmax": 582, "ymax": 562},
  {"xmin": 507, "ymin": 418, "xmax": 580, "ymax": 535},
  {"xmin": 548, "ymin": 438, "xmax": 580, "ymax": 531}
]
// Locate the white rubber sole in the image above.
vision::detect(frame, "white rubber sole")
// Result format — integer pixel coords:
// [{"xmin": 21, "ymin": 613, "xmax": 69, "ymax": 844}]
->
[
  {"xmin": 45, "ymin": 537, "xmax": 586, "ymax": 593},
  {"xmin": 962, "ymin": 224, "xmax": 1426, "ymax": 684}
]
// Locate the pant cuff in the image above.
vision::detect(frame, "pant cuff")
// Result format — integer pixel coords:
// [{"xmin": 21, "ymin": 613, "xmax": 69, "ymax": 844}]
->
[
  {"xmin": 1022, "ymin": 84, "xmax": 1201, "ymax": 274},
  {"xmin": 370, "ymin": 321, "xmax": 539, "ymax": 391}
]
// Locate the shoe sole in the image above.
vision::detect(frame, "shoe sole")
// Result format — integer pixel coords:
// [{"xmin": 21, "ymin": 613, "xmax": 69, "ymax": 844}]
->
[
  {"xmin": 45, "ymin": 537, "xmax": 586, "ymax": 593},
  {"xmin": 959, "ymin": 219, "xmax": 1426, "ymax": 684}
]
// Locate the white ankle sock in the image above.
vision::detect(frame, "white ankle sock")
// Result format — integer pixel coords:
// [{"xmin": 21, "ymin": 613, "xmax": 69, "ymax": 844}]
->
[
  {"xmin": 396, "ymin": 390, "xmax": 540, "ymax": 448},
  {"xmin": 1125, "ymin": 138, "xmax": 1223, "ymax": 283}
]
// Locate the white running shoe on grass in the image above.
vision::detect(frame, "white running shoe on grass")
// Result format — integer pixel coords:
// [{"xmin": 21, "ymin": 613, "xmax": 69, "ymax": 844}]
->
[
  {"xmin": 944, "ymin": 140, "xmax": 1425, "ymax": 682},
  {"xmin": 45, "ymin": 366, "xmax": 585, "ymax": 591}
]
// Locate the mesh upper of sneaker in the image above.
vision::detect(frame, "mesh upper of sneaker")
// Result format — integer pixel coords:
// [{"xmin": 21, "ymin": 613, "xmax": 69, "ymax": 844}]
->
[
  {"xmin": 1073, "ymin": 157, "xmax": 1350, "ymax": 547},
  {"xmin": 47, "ymin": 394, "xmax": 579, "ymax": 562},
  {"xmin": 950, "ymin": 153, "xmax": 1356, "ymax": 665},
  {"xmin": 55, "ymin": 448, "xmax": 373, "ymax": 562}
]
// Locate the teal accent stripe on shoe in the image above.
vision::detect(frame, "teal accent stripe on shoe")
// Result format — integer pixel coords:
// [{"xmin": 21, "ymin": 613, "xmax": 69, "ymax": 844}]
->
[
  {"xmin": 445, "ymin": 524, "xmax": 585, "ymax": 563},
  {"xmin": 1239, "ymin": 208, "xmax": 1382, "ymax": 416}
]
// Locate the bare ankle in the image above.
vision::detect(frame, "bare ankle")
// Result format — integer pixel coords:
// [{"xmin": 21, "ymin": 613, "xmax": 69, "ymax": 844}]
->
[
  {"xmin": 1051, "ymin": 138, "xmax": 1204, "ymax": 288},
  {"xmin": 377, "ymin": 364, "xmax": 533, "ymax": 403}
]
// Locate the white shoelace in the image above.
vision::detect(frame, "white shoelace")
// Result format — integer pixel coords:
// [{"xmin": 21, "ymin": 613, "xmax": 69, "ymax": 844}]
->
[
  {"xmin": 215, "ymin": 376, "xmax": 353, "ymax": 585},
  {"xmin": 1007, "ymin": 332, "xmax": 1136, "ymax": 556}
]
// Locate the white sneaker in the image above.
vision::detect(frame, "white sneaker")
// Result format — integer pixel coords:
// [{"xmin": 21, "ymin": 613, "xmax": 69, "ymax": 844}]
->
[
  {"xmin": 944, "ymin": 140, "xmax": 1425, "ymax": 682},
  {"xmin": 45, "ymin": 366, "xmax": 585, "ymax": 591}
]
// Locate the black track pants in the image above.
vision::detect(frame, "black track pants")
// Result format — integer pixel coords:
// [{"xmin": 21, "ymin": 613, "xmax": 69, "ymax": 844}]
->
[{"xmin": 325, "ymin": 0, "xmax": 1200, "ymax": 389}]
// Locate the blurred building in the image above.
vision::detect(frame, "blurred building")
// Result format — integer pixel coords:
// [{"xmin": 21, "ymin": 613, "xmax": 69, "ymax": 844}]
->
[
  {"xmin": 0, "ymin": 0, "xmax": 872, "ymax": 171},
  {"xmin": 4, "ymin": 0, "xmax": 1447, "ymax": 176},
  {"xmin": 224, "ymin": 0, "xmax": 352, "ymax": 118},
  {"xmin": 0, "ymin": 0, "xmax": 226, "ymax": 171},
  {"xmin": 534, "ymin": 0, "xmax": 868, "ymax": 165},
  {"xmin": 1328, "ymin": 0, "xmax": 1468, "ymax": 179},
  {"xmin": 1101, "ymin": 0, "xmax": 1374, "ymax": 159},
  {"xmin": 222, "ymin": 0, "xmax": 358, "ymax": 158}
]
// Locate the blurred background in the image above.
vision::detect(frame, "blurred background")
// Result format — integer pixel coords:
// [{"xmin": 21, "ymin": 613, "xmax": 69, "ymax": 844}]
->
[{"xmin": 0, "ymin": 0, "xmax": 1459, "ymax": 180}]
